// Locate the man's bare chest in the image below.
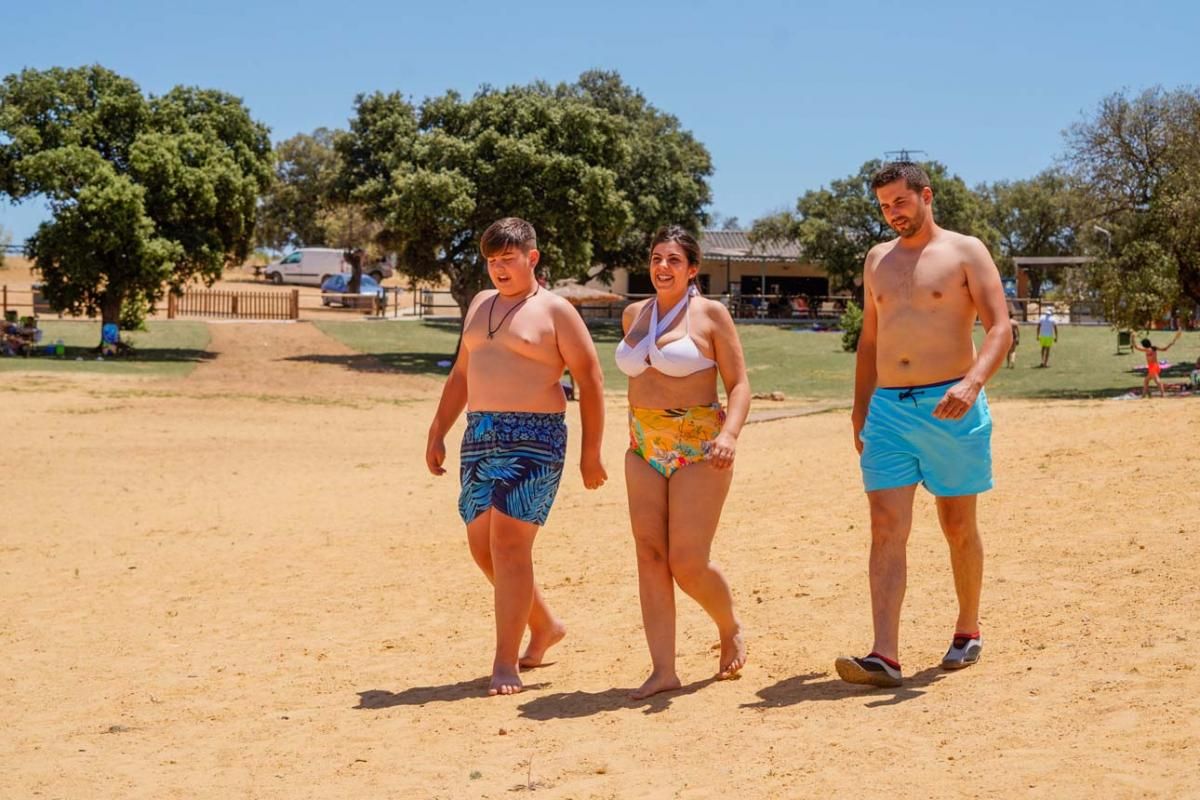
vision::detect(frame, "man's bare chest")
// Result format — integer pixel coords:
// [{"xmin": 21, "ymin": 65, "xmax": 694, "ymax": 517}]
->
[{"xmin": 872, "ymin": 253, "xmax": 968, "ymax": 310}]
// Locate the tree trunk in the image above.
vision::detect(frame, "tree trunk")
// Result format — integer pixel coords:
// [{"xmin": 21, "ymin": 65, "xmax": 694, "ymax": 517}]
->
[
  {"xmin": 449, "ymin": 265, "xmax": 490, "ymax": 317},
  {"xmin": 346, "ymin": 249, "xmax": 363, "ymax": 295},
  {"xmin": 99, "ymin": 292, "xmax": 123, "ymax": 350}
]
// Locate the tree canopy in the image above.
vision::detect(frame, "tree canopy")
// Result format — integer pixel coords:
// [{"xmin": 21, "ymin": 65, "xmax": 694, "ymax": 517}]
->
[
  {"xmin": 750, "ymin": 159, "xmax": 995, "ymax": 294},
  {"xmin": 1065, "ymin": 86, "xmax": 1200, "ymax": 326},
  {"xmin": 0, "ymin": 65, "xmax": 272, "ymax": 332},
  {"xmin": 337, "ymin": 70, "xmax": 712, "ymax": 311},
  {"xmin": 255, "ymin": 128, "xmax": 342, "ymax": 251}
]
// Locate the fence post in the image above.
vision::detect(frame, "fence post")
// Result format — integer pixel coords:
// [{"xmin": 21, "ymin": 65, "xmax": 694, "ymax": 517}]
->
[{"xmin": 290, "ymin": 289, "xmax": 299, "ymax": 320}]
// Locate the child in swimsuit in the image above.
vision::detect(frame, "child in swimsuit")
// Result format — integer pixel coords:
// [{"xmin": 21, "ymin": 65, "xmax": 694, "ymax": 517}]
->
[
  {"xmin": 425, "ymin": 217, "xmax": 607, "ymax": 696},
  {"xmin": 615, "ymin": 225, "xmax": 752, "ymax": 700},
  {"xmin": 1132, "ymin": 331, "xmax": 1181, "ymax": 398}
]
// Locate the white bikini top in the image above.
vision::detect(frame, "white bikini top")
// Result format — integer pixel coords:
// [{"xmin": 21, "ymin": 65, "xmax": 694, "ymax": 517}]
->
[{"xmin": 615, "ymin": 293, "xmax": 718, "ymax": 378}]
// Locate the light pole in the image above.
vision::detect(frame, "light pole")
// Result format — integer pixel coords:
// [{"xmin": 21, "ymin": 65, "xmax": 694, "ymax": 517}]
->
[{"xmin": 1093, "ymin": 225, "xmax": 1112, "ymax": 253}]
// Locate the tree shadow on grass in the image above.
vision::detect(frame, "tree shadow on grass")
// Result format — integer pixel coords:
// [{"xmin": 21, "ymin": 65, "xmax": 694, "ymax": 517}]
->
[
  {"xmin": 742, "ymin": 667, "xmax": 948, "ymax": 710},
  {"xmin": 1009, "ymin": 386, "xmax": 1136, "ymax": 400},
  {"xmin": 516, "ymin": 677, "xmax": 717, "ymax": 720},
  {"xmin": 355, "ymin": 678, "xmax": 551, "ymax": 708},
  {"xmin": 285, "ymin": 352, "xmax": 451, "ymax": 376},
  {"xmin": 15, "ymin": 344, "xmax": 215, "ymax": 365}
]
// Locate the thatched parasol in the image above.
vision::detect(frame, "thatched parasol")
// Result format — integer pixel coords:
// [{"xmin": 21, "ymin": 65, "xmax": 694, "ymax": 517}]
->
[{"xmin": 550, "ymin": 282, "xmax": 624, "ymax": 306}]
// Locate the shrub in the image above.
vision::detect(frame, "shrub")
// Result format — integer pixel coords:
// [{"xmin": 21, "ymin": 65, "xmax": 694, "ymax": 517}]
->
[{"xmin": 840, "ymin": 301, "xmax": 863, "ymax": 352}]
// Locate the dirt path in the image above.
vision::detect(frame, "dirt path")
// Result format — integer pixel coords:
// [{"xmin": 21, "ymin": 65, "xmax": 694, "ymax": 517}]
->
[{"xmin": 183, "ymin": 321, "xmax": 440, "ymax": 400}]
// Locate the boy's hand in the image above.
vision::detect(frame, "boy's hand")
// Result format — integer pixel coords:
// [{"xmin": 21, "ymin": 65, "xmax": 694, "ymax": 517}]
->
[
  {"xmin": 426, "ymin": 434, "xmax": 447, "ymax": 476},
  {"xmin": 580, "ymin": 453, "xmax": 607, "ymax": 489}
]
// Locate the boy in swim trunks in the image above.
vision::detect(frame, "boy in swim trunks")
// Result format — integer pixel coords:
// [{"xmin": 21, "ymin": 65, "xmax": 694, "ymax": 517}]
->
[
  {"xmin": 1132, "ymin": 330, "xmax": 1182, "ymax": 398},
  {"xmin": 837, "ymin": 162, "xmax": 1012, "ymax": 688},
  {"xmin": 425, "ymin": 217, "xmax": 607, "ymax": 696}
]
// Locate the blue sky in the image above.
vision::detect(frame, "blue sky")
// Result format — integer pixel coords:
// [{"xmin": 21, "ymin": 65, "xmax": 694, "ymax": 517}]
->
[{"xmin": 2, "ymin": 0, "xmax": 1197, "ymax": 243}]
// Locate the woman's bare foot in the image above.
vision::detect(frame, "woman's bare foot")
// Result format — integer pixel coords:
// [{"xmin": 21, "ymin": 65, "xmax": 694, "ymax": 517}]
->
[
  {"xmin": 519, "ymin": 623, "xmax": 566, "ymax": 669},
  {"xmin": 717, "ymin": 627, "xmax": 747, "ymax": 680},
  {"xmin": 488, "ymin": 665, "xmax": 523, "ymax": 696},
  {"xmin": 629, "ymin": 670, "xmax": 682, "ymax": 700}
]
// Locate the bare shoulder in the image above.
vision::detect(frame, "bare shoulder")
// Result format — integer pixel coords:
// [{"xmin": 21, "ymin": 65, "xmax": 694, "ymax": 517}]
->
[
  {"xmin": 863, "ymin": 239, "xmax": 896, "ymax": 285},
  {"xmin": 540, "ymin": 290, "xmax": 575, "ymax": 315},
  {"xmin": 866, "ymin": 239, "xmax": 898, "ymax": 266},
  {"xmin": 943, "ymin": 230, "xmax": 993, "ymax": 261},
  {"xmin": 697, "ymin": 296, "xmax": 734, "ymax": 325},
  {"xmin": 868, "ymin": 239, "xmax": 898, "ymax": 258},
  {"xmin": 622, "ymin": 297, "xmax": 651, "ymax": 328},
  {"xmin": 464, "ymin": 289, "xmax": 498, "ymax": 324}
]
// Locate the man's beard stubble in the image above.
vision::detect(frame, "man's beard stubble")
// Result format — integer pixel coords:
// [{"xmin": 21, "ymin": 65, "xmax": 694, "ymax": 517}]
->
[{"xmin": 893, "ymin": 207, "xmax": 926, "ymax": 238}]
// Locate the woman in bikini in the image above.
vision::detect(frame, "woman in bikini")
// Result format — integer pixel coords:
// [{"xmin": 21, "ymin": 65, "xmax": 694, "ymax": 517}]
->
[{"xmin": 615, "ymin": 225, "xmax": 752, "ymax": 700}]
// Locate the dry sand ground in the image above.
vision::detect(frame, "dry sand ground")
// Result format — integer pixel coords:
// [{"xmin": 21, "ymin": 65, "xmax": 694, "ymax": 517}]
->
[{"xmin": 3, "ymin": 321, "xmax": 1199, "ymax": 799}]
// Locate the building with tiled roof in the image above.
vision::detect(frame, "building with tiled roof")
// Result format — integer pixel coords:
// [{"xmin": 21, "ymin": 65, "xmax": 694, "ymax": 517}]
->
[{"xmin": 608, "ymin": 230, "xmax": 831, "ymax": 299}]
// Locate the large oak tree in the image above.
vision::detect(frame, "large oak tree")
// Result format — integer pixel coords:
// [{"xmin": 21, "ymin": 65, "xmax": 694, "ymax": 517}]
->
[
  {"xmin": 0, "ymin": 65, "xmax": 272, "ymax": 336},
  {"xmin": 337, "ymin": 70, "xmax": 712, "ymax": 313}
]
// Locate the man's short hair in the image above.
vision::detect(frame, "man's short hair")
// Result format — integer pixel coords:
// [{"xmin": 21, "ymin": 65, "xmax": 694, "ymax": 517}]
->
[
  {"xmin": 870, "ymin": 161, "xmax": 932, "ymax": 193},
  {"xmin": 480, "ymin": 217, "xmax": 537, "ymax": 257}
]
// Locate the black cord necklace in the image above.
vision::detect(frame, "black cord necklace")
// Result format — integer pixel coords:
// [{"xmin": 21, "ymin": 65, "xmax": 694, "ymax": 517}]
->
[{"xmin": 487, "ymin": 286, "xmax": 538, "ymax": 339}]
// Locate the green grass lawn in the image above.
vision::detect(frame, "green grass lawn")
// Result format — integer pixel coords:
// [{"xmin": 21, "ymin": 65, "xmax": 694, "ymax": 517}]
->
[
  {"xmin": 0, "ymin": 320, "xmax": 211, "ymax": 377},
  {"xmin": 319, "ymin": 320, "xmax": 1200, "ymax": 400}
]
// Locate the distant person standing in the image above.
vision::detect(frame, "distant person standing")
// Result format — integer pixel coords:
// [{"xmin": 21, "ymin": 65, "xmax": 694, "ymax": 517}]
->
[
  {"xmin": 1006, "ymin": 318, "xmax": 1020, "ymax": 368},
  {"xmin": 1037, "ymin": 309, "xmax": 1058, "ymax": 367}
]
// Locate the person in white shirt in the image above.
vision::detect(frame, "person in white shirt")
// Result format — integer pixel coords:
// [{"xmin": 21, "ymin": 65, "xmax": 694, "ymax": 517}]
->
[{"xmin": 1037, "ymin": 309, "xmax": 1058, "ymax": 367}]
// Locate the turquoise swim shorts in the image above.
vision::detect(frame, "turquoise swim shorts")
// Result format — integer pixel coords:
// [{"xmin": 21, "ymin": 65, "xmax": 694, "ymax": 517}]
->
[{"xmin": 858, "ymin": 379, "xmax": 993, "ymax": 497}]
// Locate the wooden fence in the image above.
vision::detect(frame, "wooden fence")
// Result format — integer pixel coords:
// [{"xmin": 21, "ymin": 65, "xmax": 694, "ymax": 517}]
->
[{"xmin": 167, "ymin": 289, "xmax": 299, "ymax": 320}]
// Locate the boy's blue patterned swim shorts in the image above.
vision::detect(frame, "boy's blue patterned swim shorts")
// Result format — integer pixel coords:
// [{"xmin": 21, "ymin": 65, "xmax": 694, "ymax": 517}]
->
[{"xmin": 459, "ymin": 411, "xmax": 567, "ymax": 526}]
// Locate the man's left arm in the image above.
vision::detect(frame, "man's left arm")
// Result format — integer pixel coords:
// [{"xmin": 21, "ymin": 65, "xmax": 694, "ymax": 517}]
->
[
  {"xmin": 555, "ymin": 302, "xmax": 607, "ymax": 489},
  {"xmin": 933, "ymin": 238, "xmax": 1013, "ymax": 420}
]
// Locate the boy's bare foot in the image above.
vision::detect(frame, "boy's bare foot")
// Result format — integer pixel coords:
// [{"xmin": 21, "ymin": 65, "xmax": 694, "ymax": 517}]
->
[
  {"xmin": 629, "ymin": 670, "xmax": 681, "ymax": 700},
  {"xmin": 488, "ymin": 666, "xmax": 523, "ymax": 696},
  {"xmin": 717, "ymin": 627, "xmax": 747, "ymax": 680},
  {"xmin": 519, "ymin": 623, "xmax": 566, "ymax": 669}
]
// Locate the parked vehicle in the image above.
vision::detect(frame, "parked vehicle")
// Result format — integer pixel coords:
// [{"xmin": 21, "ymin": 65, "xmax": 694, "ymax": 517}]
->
[
  {"xmin": 366, "ymin": 258, "xmax": 394, "ymax": 282},
  {"xmin": 320, "ymin": 273, "xmax": 384, "ymax": 309},
  {"xmin": 263, "ymin": 248, "xmax": 353, "ymax": 286}
]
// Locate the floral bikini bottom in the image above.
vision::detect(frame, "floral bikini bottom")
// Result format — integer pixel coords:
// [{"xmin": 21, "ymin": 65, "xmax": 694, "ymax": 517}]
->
[{"xmin": 628, "ymin": 403, "xmax": 726, "ymax": 478}]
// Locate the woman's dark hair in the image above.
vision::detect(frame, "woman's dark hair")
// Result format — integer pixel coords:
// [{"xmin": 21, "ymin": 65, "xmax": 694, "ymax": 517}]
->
[
  {"xmin": 649, "ymin": 225, "xmax": 702, "ymax": 267},
  {"xmin": 1141, "ymin": 338, "xmax": 1153, "ymax": 348}
]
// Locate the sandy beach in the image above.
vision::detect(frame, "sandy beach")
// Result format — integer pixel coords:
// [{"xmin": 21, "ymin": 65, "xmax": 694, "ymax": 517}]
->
[{"xmin": 3, "ymin": 321, "xmax": 1198, "ymax": 799}]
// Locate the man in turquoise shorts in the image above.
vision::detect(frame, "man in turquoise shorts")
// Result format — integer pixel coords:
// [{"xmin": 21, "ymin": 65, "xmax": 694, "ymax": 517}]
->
[
  {"xmin": 837, "ymin": 163, "xmax": 1012, "ymax": 688},
  {"xmin": 425, "ymin": 218, "xmax": 607, "ymax": 696}
]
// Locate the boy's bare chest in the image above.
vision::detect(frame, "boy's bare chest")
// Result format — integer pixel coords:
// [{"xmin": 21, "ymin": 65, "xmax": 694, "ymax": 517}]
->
[{"xmin": 465, "ymin": 309, "xmax": 558, "ymax": 360}]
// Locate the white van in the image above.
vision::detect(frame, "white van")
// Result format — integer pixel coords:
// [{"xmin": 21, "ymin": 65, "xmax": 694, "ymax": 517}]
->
[{"xmin": 263, "ymin": 248, "xmax": 352, "ymax": 287}]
